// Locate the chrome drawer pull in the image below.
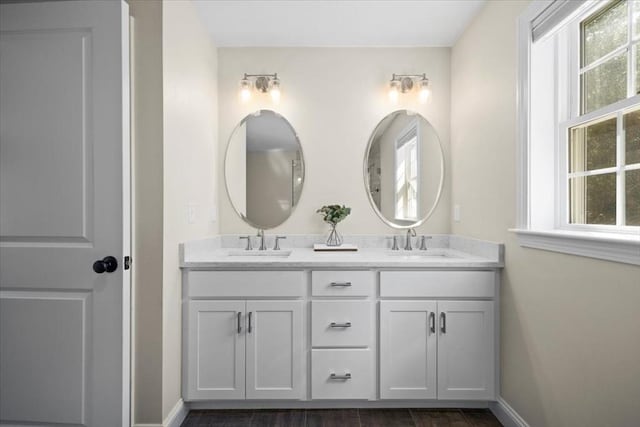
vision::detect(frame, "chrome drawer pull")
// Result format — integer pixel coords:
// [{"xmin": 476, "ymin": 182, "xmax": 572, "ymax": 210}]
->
[
  {"xmin": 329, "ymin": 373, "xmax": 352, "ymax": 380},
  {"xmin": 330, "ymin": 322, "xmax": 352, "ymax": 328},
  {"xmin": 429, "ymin": 312, "xmax": 435, "ymax": 334},
  {"xmin": 330, "ymin": 281, "xmax": 352, "ymax": 287}
]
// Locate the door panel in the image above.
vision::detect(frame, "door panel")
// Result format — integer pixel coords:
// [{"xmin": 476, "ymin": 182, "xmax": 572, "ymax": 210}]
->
[
  {"xmin": 0, "ymin": 29, "xmax": 93, "ymax": 242},
  {"xmin": 186, "ymin": 300, "xmax": 245, "ymax": 400},
  {"xmin": 0, "ymin": 291, "xmax": 90, "ymax": 424},
  {"xmin": 0, "ymin": 1, "xmax": 129, "ymax": 425},
  {"xmin": 380, "ymin": 301, "xmax": 437, "ymax": 399},
  {"xmin": 437, "ymin": 300, "xmax": 495, "ymax": 400},
  {"xmin": 246, "ymin": 300, "xmax": 303, "ymax": 399}
]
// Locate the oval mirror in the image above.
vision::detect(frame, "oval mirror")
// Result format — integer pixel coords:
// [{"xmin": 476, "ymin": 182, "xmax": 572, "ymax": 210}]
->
[
  {"xmin": 225, "ymin": 110, "xmax": 305, "ymax": 229},
  {"xmin": 364, "ymin": 110, "xmax": 444, "ymax": 229}
]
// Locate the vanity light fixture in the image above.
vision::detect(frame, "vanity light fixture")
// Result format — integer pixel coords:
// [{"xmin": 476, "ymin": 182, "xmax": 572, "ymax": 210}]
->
[
  {"xmin": 388, "ymin": 73, "xmax": 431, "ymax": 104},
  {"xmin": 239, "ymin": 73, "xmax": 281, "ymax": 103}
]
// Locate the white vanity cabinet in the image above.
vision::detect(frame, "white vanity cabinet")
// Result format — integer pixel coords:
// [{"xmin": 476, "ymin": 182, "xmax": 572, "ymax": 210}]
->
[
  {"xmin": 181, "ymin": 262, "xmax": 500, "ymax": 406},
  {"xmin": 310, "ymin": 270, "xmax": 376, "ymax": 400},
  {"xmin": 183, "ymin": 271, "xmax": 304, "ymax": 401},
  {"xmin": 379, "ymin": 271, "xmax": 496, "ymax": 401},
  {"xmin": 379, "ymin": 301, "xmax": 438, "ymax": 399}
]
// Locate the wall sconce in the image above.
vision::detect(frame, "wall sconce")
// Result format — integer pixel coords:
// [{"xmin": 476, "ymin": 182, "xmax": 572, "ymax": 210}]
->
[
  {"xmin": 388, "ymin": 73, "xmax": 430, "ymax": 104},
  {"xmin": 239, "ymin": 73, "xmax": 281, "ymax": 103}
]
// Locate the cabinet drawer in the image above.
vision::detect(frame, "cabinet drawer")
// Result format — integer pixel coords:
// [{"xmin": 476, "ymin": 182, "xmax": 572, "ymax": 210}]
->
[
  {"xmin": 380, "ymin": 271, "xmax": 495, "ymax": 298},
  {"xmin": 312, "ymin": 349, "xmax": 373, "ymax": 399},
  {"xmin": 186, "ymin": 271, "xmax": 304, "ymax": 298},
  {"xmin": 312, "ymin": 301, "xmax": 371, "ymax": 347},
  {"xmin": 311, "ymin": 271, "xmax": 374, "ymax": 297}
]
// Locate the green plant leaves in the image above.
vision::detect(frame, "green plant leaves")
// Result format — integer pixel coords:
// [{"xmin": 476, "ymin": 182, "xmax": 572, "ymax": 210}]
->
[{"xmin": 316, "ymin": 204, "xmax": 352, "ymax": 225}]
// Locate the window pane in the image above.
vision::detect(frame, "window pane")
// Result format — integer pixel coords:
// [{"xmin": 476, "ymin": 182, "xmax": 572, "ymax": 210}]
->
[
  {"xmin": 625, "ymin": 109, "xmax": 640, "ymax": 164},
  {"xmin": 569, "ymin": 117, "xmax": 617, "ymax": 172},
  {"xmin": 636, "ymin": 44, "xmax": 640, "ymax": 94},
  {"xmin": 634, "ymin": 0, "xmax": 640, "ymax": 36},
  {"xmin": 582, "ymin": 0, "xmax": 628, "ymax": 66},
  {"xmin": 627, "ymin": 169, "xmax": 640, "ymax": 225},
  {"xmin": 569, "ymin": 173, "xmax": 617, "ymax": 225},
  {"xmin": 582, "ymin": 52, "xmax": 627, "ymax": 113}
]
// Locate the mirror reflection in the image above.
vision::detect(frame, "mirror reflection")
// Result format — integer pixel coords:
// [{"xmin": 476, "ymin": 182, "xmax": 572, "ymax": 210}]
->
[
  {"xmin": 365, "ymin": 110, "xmax": 444, "ymax": 228},
  {"xmin": 225, "ymin": 110, "xmax": 304, "ymax": 229}
]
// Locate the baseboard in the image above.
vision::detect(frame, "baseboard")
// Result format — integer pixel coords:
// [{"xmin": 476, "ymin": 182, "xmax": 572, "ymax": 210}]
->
[
  {"xmin": 187, "ymin": 400, "xmax": 489, "ymax": 410},
  {"xmin": 164, "ymin": 398, "xmax": 188, "ymax": 427},
  {"xmin": 132, "ymin": 399, "xmax": 187, "ymax": 427},
  {"xmin": 490, "ymin": 397, "xmax": 529, "ymax": 427}
]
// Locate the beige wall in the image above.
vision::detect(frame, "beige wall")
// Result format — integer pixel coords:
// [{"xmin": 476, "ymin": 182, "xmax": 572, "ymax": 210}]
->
[
  {"xmin": 162, "ymin": 0, "xmax": 219, "ymax": 420},
  {"xmin": 129, "ymin": 0, "xmax": 163, "ymax": 424},
  {"xmin": 217, "ymin": 48, "xmax": 451, "ymax": 235},
  {"xmin": 451, "ymin": 2, "xmax": 640, "ymax": 426}
]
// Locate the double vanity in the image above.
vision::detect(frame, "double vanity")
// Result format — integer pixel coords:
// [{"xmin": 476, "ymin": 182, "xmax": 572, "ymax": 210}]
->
[
  {"xmin": 180, "ymin": 235, "xmax": 503, "ymax": 408},
  {"xmin": 180, "ymin": 108, "xmax": 503, "ymax": 408}
]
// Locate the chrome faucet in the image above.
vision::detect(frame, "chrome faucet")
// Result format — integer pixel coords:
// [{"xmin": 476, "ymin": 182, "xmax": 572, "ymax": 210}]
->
[
  {"xmin": 239, "ymin": 235, "xmax": 253, "ymax": 250},
  {"xmin": 391, "ymin": 235, "xmax": 400, "ymax": 251},
  {"xmin": 257, "ymin": 229, "xmax": 267, "ymax": 251},
  {"xmin": 419, "ymin": 235, "xmax": 433, "ymax": 250},
  {"xmin": 273, "ymin": 236, "xmax": 286, "ymax": 250},
  {"xmin": 404, "ymin": 228, "xmax": 417, "ymax": 251}
]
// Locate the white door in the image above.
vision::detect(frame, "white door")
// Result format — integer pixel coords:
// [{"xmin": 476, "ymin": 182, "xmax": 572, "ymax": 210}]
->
[
  {"xmin": 186, "ymin": 300, "xmax": 246, "ymax": 400},
  {"xmin": 437, "ymin": 300, "xmax": 495, "ymax": 400},
  {"xmin": 246, "ymin": 300, "xmax": 303, "ymax": 399},
  {"xmin": 0, "ymin": 1, "xmax": 130, "ymax": 426},
  {"xmin": 380, "ymin": 301, "xmax": 437, "ymax": 399}
]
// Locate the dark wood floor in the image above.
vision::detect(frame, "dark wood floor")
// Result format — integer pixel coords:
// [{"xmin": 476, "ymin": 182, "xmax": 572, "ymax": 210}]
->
[{"xmin": 180, "ymin": 408, "xmax": 503, "ymax": 427}]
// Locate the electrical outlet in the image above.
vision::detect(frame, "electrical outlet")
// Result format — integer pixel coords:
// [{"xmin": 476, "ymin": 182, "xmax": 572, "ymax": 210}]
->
[
  {"xmin": 210, "ymin": 203, "xmax": 218, "ymax": 223},
  {"xmin": 187, "ymin": 204, "xmax": 196, "ymax": 224},
  {"xmin": 454, "ymin": 204, "xmax": 461, "ymax": 222}
]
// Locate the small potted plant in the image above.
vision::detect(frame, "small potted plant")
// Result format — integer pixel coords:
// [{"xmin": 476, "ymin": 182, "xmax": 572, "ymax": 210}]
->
[{"xmin": 316, "ymin": 204, "xmax": 351, "ymax": 246}]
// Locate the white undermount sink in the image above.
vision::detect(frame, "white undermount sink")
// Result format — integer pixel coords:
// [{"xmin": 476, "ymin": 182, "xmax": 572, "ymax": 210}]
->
[
  {"xmin": 385, "ymin": 250, "xmax": 458, "ymax": 259},
  {"xmin": 226, "ymin": 249, "xmax": 292, "ymax": 257}
]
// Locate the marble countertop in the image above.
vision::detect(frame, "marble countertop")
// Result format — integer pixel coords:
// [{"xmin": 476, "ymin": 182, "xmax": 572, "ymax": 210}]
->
[{"xmin": 180, "ymin": 235, "xmax": 504, "ymax": 269}]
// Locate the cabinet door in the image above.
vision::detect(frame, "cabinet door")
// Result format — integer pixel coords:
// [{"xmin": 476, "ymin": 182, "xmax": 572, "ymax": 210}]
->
[
  {"xmin": 185, "ymin": 300, "xmax": 245, "ymax": 400},
  {"xmin": 380, "ymin": 301, "xmax": 437, "ymax": 399},
  {"xmin": 246, "ymin": 300, "xmax": 303, "ymax": 399},
  {"xmin": 437, "ymin": 300, "xmax": 495, "ymax": 400}
]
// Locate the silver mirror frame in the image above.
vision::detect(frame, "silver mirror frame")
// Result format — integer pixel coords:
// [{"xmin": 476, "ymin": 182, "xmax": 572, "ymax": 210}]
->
[
  {"xmin": 224, "ymin": 109, "xmax": 305, "ymax": 230},
  {"xmin": 363, "ymin": 110, "xmax": 445, "ymax": 230}
]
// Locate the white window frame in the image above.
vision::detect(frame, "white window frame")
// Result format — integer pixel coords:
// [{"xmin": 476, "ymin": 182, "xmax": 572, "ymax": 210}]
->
[
  {"xmin": 514, "ymin": 0, "xmax": 640, "ymax": 265},
  {"xmin": 394, "ymin": 119, "xmax": 421, "ymax": 222}
]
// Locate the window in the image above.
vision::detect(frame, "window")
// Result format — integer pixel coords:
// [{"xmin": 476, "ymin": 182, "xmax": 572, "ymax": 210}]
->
[
  {"xmin": 394, "ymin": 121, "xmax": 420, "ymax": 221},
  {"xmin": 516, "ymin": 0, "xmax": 640, "ymax": 265},
  {"xmin": 564, "ymin": 1, "xmax": 640, "ymax": 230}
]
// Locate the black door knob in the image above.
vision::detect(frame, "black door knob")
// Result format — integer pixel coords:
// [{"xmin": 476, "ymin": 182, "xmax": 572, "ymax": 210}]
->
[{"xmin": 93, "ymin": 256, "xmax": 118, "ymax": 274}]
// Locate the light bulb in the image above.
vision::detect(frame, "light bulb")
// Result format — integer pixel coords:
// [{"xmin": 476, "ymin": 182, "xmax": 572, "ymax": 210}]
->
[
  {"xmin": 270, "ymin": 78, "xmax": 281, "ymax": 103},
  {"xmin": 389, "ymin": 79, "xmax": 400, "ymax": 103},
  {"xmin": 419, "ymin": 78, "xmax": 430, "ymax": 104},
  {"xmin": 239, "ymin": 78, "xmax": 252, "ymax": 102}
]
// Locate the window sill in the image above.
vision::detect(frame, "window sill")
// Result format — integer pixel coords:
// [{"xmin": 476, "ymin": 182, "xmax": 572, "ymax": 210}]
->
[{"xmin": 510, "ymin": 228, "xmax": 640, "ymax": 265}]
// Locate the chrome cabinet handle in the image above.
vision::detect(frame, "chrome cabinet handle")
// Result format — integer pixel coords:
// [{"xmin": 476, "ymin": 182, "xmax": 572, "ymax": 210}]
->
[
  {"xmin": 329, "ymin": 373, "xmax": 352, "ymax": 380},
  {"xmin": 330, "ymin": 281, "xmax": 352, "ymax": 287},
  {"xmin": 237, "ymin": 312, "xmax": 242, "ymax": 334},
  {"xmin": 429, "ymin": 312, "xmax": 435, "ymax": 334},
  {"xmin": 248, "ymin": 311, "xmax": 253, "ymax": 333},
  {"xmin": 330, "ymin": 322, "xmax": 352, "ymax": 328},
  {"xmin": 440, "ymin": 312, "xmax": 446, "ymax": 333}
]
